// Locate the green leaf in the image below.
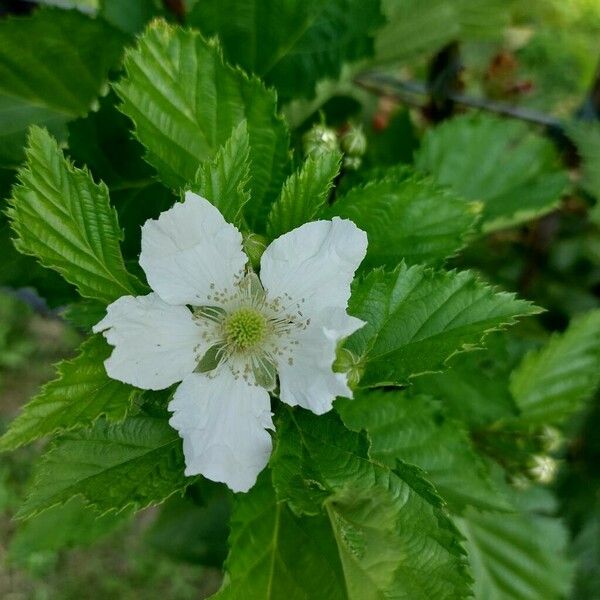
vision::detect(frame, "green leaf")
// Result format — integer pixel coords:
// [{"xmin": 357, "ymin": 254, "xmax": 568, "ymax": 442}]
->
[
  {"xmin": 192, "ymin": 121, "xmax": 251, "ymax": 226},
  {"xmin": 564, "ymin": 119, "xmax": 600, "ymax": 200},
  {"xmin": 375, "ymin": 0, "xmax": 509, "ymax": 63},
  {"xmin": 213, "ymin": 471, "xmax": 347, "ymax": 599},
  {"xmin": 270, "ymin": 409, "xmax": 472, "ymax": 599},
  {"xmin": 458, "ymin": 506, "xmax": 574, "ymax": 600},
  {"xmin": 0, "ymin": 336, "xmax": 137, "ymax": 452},
  {"xmin": 67, "ymin": 95, "xmax": 177, "ymax": 260},
  {"xmin": 115, "ymin": 20, "xmax": 289, "ymax": 225},
  {"xmin": 412, "ymin": 335, "xmax": 519, "ymax": 427},
  {"xmin": 100, "ymin": 0, "xmax": 166, "ymax": 35},
  {"xmin": 9, "ymin": 496, "xmax": 130, "ymax": 567},
  {"xmin": 326, "ymin": 167, "xmax": 479, "ymax": 268},
  {"xmin": 0, "ymin": 8, "xmax": 126, "ymax": 166},
  {"xmin": 8, "ymin": 127, "xmax": 140, "ymax": 304},
  {"xmin": 18, "ymin": 415, "xmax": 190, "ymax": 519},
  {"xmin": 347, "ymin": 263, "xmax": 539, "ymax": 387},
  {"xmin": 337, "ymin": 390, "xmax": 511, "ymax": 512},
  {"xmin": 188, "ymin": 0, "xmax": 383, "ymax": 100},
  {"xmin": 415, "ymin": 114, "xmax": 569, "ymax": 232},
  {"xmin": 510, "ymin": 309, "xmax": 600, "ymax": 425},
  {"xmin": 146, "ymin": 481, "xmax": 230, "ymax": 567},
  {"xmin": 267, "ymin": 150, "xmax": 341, "ymax": 239}
]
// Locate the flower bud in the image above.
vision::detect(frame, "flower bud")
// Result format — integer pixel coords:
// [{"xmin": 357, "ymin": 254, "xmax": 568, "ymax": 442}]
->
[
  {"xmin": 538, "ymin": 425, "xmax": 563, "ymax": 453},
  {"xmin": 340, "ymin": 124, "xmax": 367, "ymax": 157},
  {"xmin": 343, "ymin": 155, "xmax": 362, "ymax": 171},
  {"xmin": 527, "ymin": 454, "xmax": 558, "ymax": 485},
  {"xmin": 303, "ymin": 124, "xmax": 340, "ymax": 158}
]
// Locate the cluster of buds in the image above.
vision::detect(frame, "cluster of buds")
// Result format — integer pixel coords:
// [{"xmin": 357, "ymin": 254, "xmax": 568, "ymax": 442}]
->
[{"xmin": 302, "ymin": 122, "xmax": 367, "ymax": 170}]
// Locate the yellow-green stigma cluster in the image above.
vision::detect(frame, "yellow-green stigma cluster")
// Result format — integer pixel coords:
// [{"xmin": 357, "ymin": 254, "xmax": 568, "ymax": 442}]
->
[{"xmin": 223, "ymin": 307, "xmax": 268, "ymax": 351}]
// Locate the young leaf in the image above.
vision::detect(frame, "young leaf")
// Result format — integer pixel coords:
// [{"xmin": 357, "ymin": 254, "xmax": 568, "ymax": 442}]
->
[
  {"xmin": 270, "ymin": 409, "xmax": 472, "ymax": 600},
  {"xmin": 115, "ymin": 20, "xmax": 289, "ymax": 224},
  {"xmin": 188, "ymin": 0, "xmax": 383, "ymax": 100},
  {"xmin": 458, "ymin": 506, "xmax": 574, "ymax": 600},
  {"xmin": 510, "ymin": 309, "xmax": 600, "ymax": 425},
  {"xmin": 192, "ymin": 121, "xmax": 251, "ymax": 226},
  {"xmin": 0, "ymin": 335, "xmax": 137, "ymax": 452},
  {"xmin": 267, "ymin": 150, "xmax": 341, "ymax": 240},
  {"xmin": 325, "ymin": 167, "xmax": 479, "ymax": 268},
  {"xmin": 0, "ymin": 8, "xmax": 126, "ymax": 166},
  {"xmin": 18, "ymin": 416, "xmax": 190, "ymax": 519},
  {"xmin": 347, "ymin": 263, "xmax": 539, "ymax": 387},
  {"xmin": 415, "ymin": 114, "xmax": 569, "ymax": 232},
  {"xmin": 337, "ymin": 390, "xmax": 511, "ymax": 512},
  {"xmin": 8, "ymin": 127, "xmax": 140, "ymax": 304},
  {"xmin": 213, "ymin": 471, "xmax": 347, "ymax": 599}
]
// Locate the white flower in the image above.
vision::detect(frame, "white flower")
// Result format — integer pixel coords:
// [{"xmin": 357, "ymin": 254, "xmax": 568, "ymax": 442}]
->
[{"xmin": 93, "ymin": 192, "xmax": 367, "ymax": 492}]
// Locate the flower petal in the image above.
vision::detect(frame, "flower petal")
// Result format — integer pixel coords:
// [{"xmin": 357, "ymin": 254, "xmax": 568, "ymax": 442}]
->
[
  {"xmin": 277, "ymin": 310, "xmax": 364, "ymax": 415},
  {"xmin": 260, "ymin": 218, "xmax": 367, "ymax": 318},
  {"xmin": 169, "ymin": 369, "xmax": 273, "ymax": 492},
  {"xmin": 140, "ymin": 192, "xmax": 248, "ymax": 306},
  {"xmin": 93, "ymin": 293, "xmax": 204, "ymax": 390}
]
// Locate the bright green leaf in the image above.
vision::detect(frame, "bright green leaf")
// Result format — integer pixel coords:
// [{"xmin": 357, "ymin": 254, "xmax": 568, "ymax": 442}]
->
[
  {"xmin": 189, "ymin": 0, "xmax": 383, "ymax": 100},
  {"xmin": 115, "ymin": 20, "xmax": 289, "ymax": 225},
  {"xmin": 338, "ymin": 390, "xmax": 511, "ymax": 512},
  {"xmin": 270, "ymin": 409, "xmax": 472, "ymax": 600},
  {"xmin": 347, "ymin": 263, "xmax": 539, "ymax": 387},
  {"xmin": 326, "ymin": 167, "xmax": 479, "ymax": 268},
  {"xmin": 8, "ymin": 127, "xmax": 141, "ymax": 304},
  {"xmin": 267, "ymin": 150, "xmax": 341, "ymax": 239},
  {"xmin": 0, "ymin": 335, "xmax": 137, "ymax": 452},
  {"xmin": 510, "ymin": 309, "xmax": 600, "ymax": 425},
  {"xmin": 458, "ymin": 506, "xmax": 574, "ymax": 600},
  {"xmin": 18, "ymin": 415, "xmax": 190, "ymax": 519},
  {"xmin": 0, "ymin": 8, "xmax": 126, "ymax": 166},
  {"xmin": 192, "ymin": 121, "xmax": 251, "ymax": 226},
  {"xmin": 415, "ymin": 114, "xmax": 569, "ymax": 232}
]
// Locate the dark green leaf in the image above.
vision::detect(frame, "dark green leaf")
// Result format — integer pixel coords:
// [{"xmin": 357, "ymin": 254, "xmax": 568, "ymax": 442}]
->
[
  {"xmin": 270, "ymin": 409, "xmax": 472, "ymax": 599},
  {"xmin": 0, "ymin": 8, "xmax": 126, "ymax": 166},
  {"xmin": 189, "ymin": 0, "xmax": 383, "ymax": 100},
  {"xmin": 19, "ymin": 415, "xmax": 190, "ymax": 518},
  {"xmin": 338, "ymin": 390, "xmax": 511, "ymax": 511}
]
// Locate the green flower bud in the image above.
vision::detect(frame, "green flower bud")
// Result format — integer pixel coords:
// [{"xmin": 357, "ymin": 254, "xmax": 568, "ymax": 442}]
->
[
  {"xmin": 340, "ymin": 124, "xmax": 367, "ymax": 157},
  {"xmin": 303, "ymin": 124, "xmax": 340, "ymax": 158},
  {"xmin": 343, "ymin": 155, "xmax": 362, "ymax": 171},
  {"xmin": 538, "ymin": 425, "xmax": 563, "ymax": 453}
]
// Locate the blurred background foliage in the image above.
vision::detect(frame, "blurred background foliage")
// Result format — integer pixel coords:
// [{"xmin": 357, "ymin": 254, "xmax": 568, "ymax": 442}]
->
[{"xmin": 0, "ymin": 0, "xmax": 599, "ymax": 598}]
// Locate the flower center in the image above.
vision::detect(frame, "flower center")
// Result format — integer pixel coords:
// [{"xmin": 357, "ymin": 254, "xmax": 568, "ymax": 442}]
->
[{"xmin": 223, "ymin": 307, "xmax": 268, "ymax": 351}]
